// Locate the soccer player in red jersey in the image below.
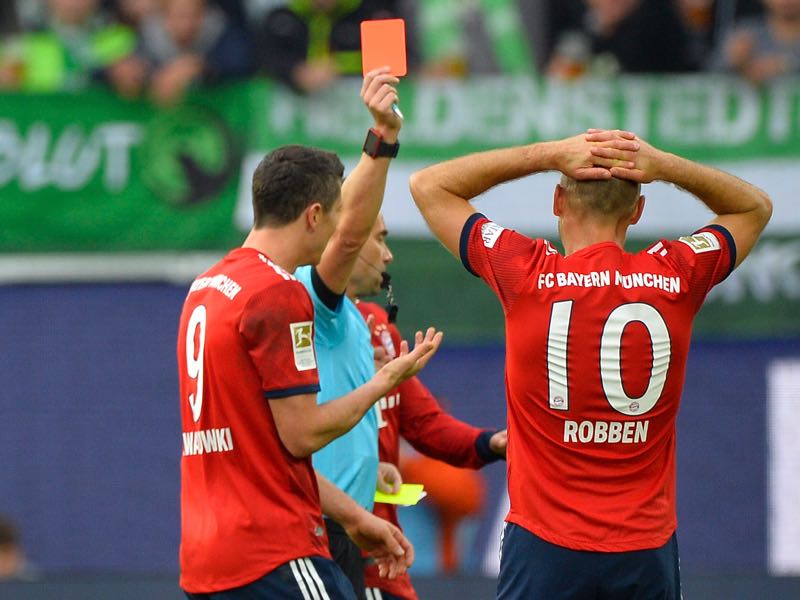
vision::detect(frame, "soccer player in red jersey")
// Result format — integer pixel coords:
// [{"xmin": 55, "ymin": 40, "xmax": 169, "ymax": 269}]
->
[
  {"xmin": 410, "ymin": 130, "xmax": 772, "ymax": 599},
  {"xmin": 348, "ymin": 216, "xmax": 508, "ymax": 600},
  {"xmin": 177, "ymin": 70, "xmax": 443, "ymax": 600},
  {"xmin": 358, "ymin": 301, "xmax": 507, "ymax": 600}
]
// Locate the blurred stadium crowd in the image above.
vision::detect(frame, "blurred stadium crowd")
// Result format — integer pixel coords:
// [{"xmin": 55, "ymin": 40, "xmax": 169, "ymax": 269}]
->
[{"xmin": 1, "ymin": 0, "xmax": 799, "ymax": 104}]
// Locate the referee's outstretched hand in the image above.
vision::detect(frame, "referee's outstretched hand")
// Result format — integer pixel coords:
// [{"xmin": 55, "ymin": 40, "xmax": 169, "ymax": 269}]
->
[
  {"xmin": 378, "ymin": 327, "xmax": 443, "ymax": 388},
  {"xmin": 344, "ymin": 511, "xmax": 414, "ymax": 579}
]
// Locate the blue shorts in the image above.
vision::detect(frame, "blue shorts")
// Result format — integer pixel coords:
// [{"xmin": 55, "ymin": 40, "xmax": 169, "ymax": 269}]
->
[
  {"xmin": 497, "ymin": 523, "xmax": 681, "ymax": 600},
  {"xmin": 185, "ymin": 556, "xmax": 358, "ymax": 600},
  {"xmin": 365, "ymin": 588, "xmax": 405, "ymax": 600}
]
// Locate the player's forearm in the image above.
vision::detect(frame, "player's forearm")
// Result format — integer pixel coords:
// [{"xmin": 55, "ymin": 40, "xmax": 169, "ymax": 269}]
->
[
  {"xmin": 316, "ymin": 470, "xmax": 365, "ymax": 527},
  {"xmin": 411, "ymin": 142, "xmax": 556, "ymax": 205},
  {"xmin": 304, "ymin": 375, "xmax": 393, "ymax": 452},
  {"xmin": 403, "ymin": 413, "xmax": 486, "ymax": 469},
  {"xmin": 657, "ymin": 153, "xmax": 771, "ymax": 222}
]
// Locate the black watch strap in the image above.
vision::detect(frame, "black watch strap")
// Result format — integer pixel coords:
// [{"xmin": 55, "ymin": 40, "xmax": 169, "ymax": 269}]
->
[{"xmin": 363, "ymin": 128, "xmax": 399, "ymax": 159}]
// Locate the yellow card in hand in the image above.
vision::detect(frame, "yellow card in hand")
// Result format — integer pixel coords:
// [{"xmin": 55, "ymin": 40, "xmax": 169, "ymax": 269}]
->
[{"xmin": 374, "ymin": 483, "xmax": 426, "ymax": 506}]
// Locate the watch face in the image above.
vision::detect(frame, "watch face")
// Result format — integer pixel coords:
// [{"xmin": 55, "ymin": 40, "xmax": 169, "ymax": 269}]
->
[{"xmin": 364, "ymin": 131, "xmax": 381, "ymax": 156}]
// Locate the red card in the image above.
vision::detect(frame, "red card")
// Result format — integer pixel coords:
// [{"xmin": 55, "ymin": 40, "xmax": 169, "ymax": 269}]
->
[{"xmin": 360, "ymin": 19, "xmax": 407, "ymax": 77}]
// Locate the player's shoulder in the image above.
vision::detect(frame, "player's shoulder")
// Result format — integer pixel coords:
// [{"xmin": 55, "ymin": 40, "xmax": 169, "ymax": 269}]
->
[
  {"xmin": 634, "ymin": 226, "xmax": 736, "ymax": 288},
  {"xmin": 240, "ymin": 275, "xmax": 314, "ymax": 331},
  {"xmin": 466, "ymin": 214, "xmax": 540, "ymax": 247},
  {"xmin": 639, "ymin": 226, "xmax": 731, "ymax": 262},
  {"xmin": 218, "ymin": 250, "xmax": 309, "ymax": 307},
  {"xmin": 463, "ymin": 213, "xmax": 548, "ymax": 262}
]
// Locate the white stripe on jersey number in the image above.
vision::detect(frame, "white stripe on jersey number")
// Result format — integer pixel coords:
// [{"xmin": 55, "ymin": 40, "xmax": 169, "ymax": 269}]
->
[
  {"xmin": 185, "ymin": 304, "xmax": 207, "ymax": 423},
  {"xmin": 546, "ymin": 301, "xmax": 671, "ymax": 416}
]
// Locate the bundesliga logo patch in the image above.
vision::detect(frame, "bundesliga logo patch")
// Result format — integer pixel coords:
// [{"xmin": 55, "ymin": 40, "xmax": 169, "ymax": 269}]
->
[
  {"xmin": 290, "ymin": 321, "xmax": 316, "ymax": 371},
  {"xmin": 678, "ymin": 232, "xmax": 720, "ymax": 254}
]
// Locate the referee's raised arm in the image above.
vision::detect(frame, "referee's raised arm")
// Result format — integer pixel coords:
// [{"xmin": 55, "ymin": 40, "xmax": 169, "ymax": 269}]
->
[{"xmin": 314, "ymin": 67, "xmax": 403, "ymax": 295}]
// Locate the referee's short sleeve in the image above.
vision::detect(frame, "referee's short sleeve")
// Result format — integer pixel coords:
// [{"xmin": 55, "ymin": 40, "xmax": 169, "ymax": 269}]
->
[{"xmin": 295, "ymin": 265, "xmax": 347, "ymax": 348}]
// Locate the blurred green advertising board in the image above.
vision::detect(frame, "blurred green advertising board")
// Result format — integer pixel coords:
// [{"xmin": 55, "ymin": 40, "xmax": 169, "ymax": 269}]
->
[{"xmin": 0, "ymin": 76, "xmax": 798, "ymax": 339}]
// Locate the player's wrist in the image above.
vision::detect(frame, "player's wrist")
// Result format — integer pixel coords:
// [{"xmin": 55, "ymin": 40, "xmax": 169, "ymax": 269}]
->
[
  {"xmin": 653, "ymin": 151, "xmax": 681, "ymax": 183},
  {"xmin": 475, "ymin": 430, "xmax": 504, "ymax": 463},
  {"xmin": 336, "ymin": 502, "xmax": 366, "ymax": 533},
  {"xmin": 527, "ymin": 141, "xmax": 559, "ymax": 173},
  {"xmin": 371, "ymin": 123, "xmax": 399, "ymax": 143},
  {"xmin": 363, "ymin": 127, "xmax": 400, "ymax": 158},
  {"xmin": 373, "ymin": 367, "xmax": 399, "ymax": 396}
]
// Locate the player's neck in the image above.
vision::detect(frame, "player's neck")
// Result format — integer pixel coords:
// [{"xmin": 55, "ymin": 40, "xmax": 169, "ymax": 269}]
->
[
  {"xmin": 241, "ymin": 226, "xmax": 308, "ymax": 273},
  {"xmin": 561, "ymin": 222, "xmax": 626, "ymax": 256}
]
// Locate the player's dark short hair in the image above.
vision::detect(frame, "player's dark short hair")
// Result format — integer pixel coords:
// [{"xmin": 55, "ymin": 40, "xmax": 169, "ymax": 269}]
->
[
  {"xmin": 560, "ymin": 175, "xmax": 641, "ymax": 219},
  {"xmin": 251, "ymin": 145, "xmax": 344, "ymax": 227}
]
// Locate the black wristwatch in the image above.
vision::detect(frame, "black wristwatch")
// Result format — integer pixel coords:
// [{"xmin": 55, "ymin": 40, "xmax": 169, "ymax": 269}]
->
[{"xmin": 362, "ymin": 128, "xmax": 400, "ymax": 159}]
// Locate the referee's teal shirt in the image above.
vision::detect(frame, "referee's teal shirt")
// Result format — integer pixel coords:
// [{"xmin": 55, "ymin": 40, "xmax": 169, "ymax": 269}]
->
[{"xmin": 295, "ymin": 266, "xmax": 379, "ymax": 511}]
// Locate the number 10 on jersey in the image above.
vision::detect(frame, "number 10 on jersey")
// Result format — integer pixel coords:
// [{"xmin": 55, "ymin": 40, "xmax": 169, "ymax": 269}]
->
[{"xmin": 546, "ymin": 301, "xmax": 672, "ymax": 417}]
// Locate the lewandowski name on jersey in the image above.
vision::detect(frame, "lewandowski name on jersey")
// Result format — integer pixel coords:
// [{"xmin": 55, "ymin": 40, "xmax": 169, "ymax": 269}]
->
[
  {"xmin": 182, "ymin": 428, "xmax": 235, "ymax": 456},
  {"xmin": 537, "ymin": 270, "xmax": 681, "ymax": 295}
]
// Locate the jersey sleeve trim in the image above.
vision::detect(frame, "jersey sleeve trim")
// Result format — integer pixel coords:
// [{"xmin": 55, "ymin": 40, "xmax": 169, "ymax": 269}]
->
[
  {"xmin": 459, "ymin": 212, "xmax": 486, "ymax": 278},
  {"xmin": 263, "ymin": 383, "xmax": 321, "ymax": 399},
  {"xmin": 311, "ymin": 266, "xmax": 343, "ymax": 311},
  {"xmin": 475, "ymin": 430, "xmax": 504, "ymax": 464},
  {"xmin": 697, "ymin": 223, "xmax": 737, "ymax": 279}
]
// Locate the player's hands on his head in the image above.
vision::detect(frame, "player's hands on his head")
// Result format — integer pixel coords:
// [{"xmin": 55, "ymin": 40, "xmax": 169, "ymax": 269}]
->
[
  {"xmin": 587, "ymin": 129, "xmax": 665, "ymax": 184},
  {"xmin": 551, "ymin": 130, "xmax": 638, "ymax": 181},
  {"xmin": 377, "ymin": 462, "xmax": 403, "ymax": 494},
  {"xmin": 344, "ymin": 511, "xmax": 414, "ymax": 579},
  {"xmin": 361, "ymin": 67, "xmax": 402, "ymax": 138},
  {"xmin": 378, "ymin": 327, "xmax": 443, "ymax": 388},
  {"xmin": 490, "ymin": 429, "xmax": 508, "ymax": 457}
]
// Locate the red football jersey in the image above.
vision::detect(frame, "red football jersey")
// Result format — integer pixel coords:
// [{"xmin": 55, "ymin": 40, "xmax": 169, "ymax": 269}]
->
[
  {"xmin": 356, "ymin": 301, "xmax": 489, "ymax": 599},
  {"xmin": 177, "ymin": 247, "xmax": 329, "ymax": 593},
  {"xmin": 462, "ymin": 214, "xmax": 735, "ymax": 552}
]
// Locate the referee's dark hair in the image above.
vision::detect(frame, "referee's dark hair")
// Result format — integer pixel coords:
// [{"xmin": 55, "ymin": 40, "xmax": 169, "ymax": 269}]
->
[{"xmin": 251, "ymin": 145, "xmax": 344, "ymax": 227}]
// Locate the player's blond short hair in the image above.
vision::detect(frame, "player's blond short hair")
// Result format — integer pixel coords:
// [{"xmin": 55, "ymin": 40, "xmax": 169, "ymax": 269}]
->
[{"xmin": 559, "ymin": 175, "xmax": 641, "ymax": 220}]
